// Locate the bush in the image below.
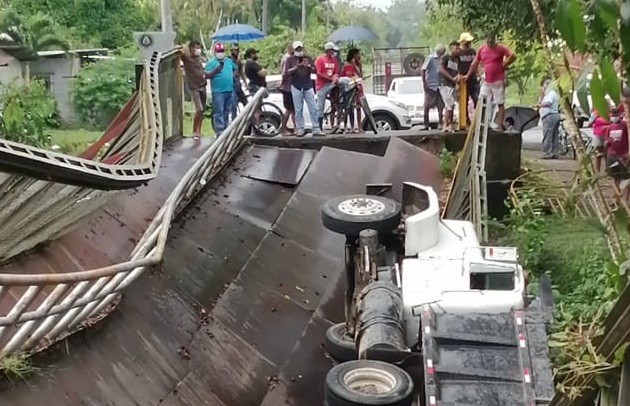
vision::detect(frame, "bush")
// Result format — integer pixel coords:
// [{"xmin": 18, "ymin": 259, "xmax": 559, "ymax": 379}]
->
[
  {"xmin": 72, "ymin": 58, "xmax": 136, "ymax": 130},
  {"xmin": 0, "ymin": 79, "xmax": 57, "ymax": 147}
]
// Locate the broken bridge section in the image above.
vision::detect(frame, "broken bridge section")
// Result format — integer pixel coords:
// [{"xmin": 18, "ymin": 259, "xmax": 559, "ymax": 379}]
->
[{"xmin": 0, "ymin": 138, "xmax": 440, "ymax": 406}]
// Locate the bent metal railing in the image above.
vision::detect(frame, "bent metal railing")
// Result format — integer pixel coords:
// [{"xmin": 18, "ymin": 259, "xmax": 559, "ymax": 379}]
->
[
  {"xmin": 0, "ymin": 71, "xmax": 265, "ymax": 361},
  {"xmin": 0, "ymin": 50, "xmax": 164, "ymax": 191},
  {"xmin": 0, "ymin": 50, "xmax": 174, "ymax": 264}
]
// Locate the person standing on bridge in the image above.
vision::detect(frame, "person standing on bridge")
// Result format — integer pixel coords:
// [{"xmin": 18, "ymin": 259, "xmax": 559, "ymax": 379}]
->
[
  {"xmin": 439, "ymin": 41, "xmax": 461, "ymax": 132},
  {"xmin": 229, "ymin": 43, "xmax": 248, "ymax": 121},
  {"xmin": 464, "ymin": 32, "xmax": 516, "ymax": 130},
  {"xmin": 244, "ymin": 48, "xmax": 267, "ymax": 128},
  {"xmin": 315, "ymin": 42, "xmax": 341, "ymax": 131},
  {"xmin": 285, "ymin": 41, "xmax": 322, "ymax": 137},
  {"xmin": 180, "ymin": 40, "xmax": 209, "ymax": 140},
  {"xmin": 280, "ymin": 42, "xmax": 296, "ymax": 136},
  {"xmin": 421, "ymin": 44, "xmax": 445, "ymax": 130},
  {"xmin": 457, "ymin": 32, "xmax": 479, "ymax": 113},
  {"xmin": 205, "ymin": 42, "xmax": 237, "ymax": 137}
]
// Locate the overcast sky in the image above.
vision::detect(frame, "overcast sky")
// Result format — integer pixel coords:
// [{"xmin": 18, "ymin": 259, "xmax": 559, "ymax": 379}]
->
[{"xmin": 331, "ymin": 0, "xmax": 393, "ymax": 10}]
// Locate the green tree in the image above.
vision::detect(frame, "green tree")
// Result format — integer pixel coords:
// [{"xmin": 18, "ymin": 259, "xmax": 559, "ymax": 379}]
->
[
  {"xmin": 501, "ymin": 30, "xmax": 546, "ymax": 103},
  {"xmin": 418, "ymin": 3, "xmax": 464, "ymax": 47},
  {"xmin": 386, "ymin": 0, "xmax": 426, "ymax": 46},
  {"xmin": 72, "ymin": 58, "xmax": 137, "ymax": 130},
  {"xmin": 0, "ymin": 9, "xmax": 70, "ymax": 81},
  {"xmin": 434, "ymin": 0, "xmax": 557, "ymax": 49},
  {"xmin": 2, "ymin": 0, "xmax": 156, "ymax": 49},
  {"xmin": 0, "ymin": 79, "xmax": 57, "ymax": 147}
]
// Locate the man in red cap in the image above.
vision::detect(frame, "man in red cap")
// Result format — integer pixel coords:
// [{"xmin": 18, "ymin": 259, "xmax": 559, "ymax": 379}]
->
[{"xmin": 205, "ymin": 42, "xmax": 238, "ymax": 136}]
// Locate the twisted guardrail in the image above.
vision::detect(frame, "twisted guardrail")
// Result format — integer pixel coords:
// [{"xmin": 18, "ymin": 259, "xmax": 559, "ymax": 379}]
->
[{"xmin": 0, "ymin": 51, "xmax": 264, "ymax": 361}]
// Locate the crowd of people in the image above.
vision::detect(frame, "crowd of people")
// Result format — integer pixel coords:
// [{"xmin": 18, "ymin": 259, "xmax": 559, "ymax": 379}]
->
[
  {"xmin": 420, "ymin": 31, "xmax": 516, "ymax": 132},
  {"xmin": 180, "ymin": 38, "xmax": 367, "ymax": 138},
  {"xmin": 537, "ymin": 74, "xmax": 629, "ymax": 199}
]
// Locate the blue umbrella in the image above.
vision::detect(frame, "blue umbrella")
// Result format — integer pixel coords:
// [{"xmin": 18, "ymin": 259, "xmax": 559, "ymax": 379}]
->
[
  {"xmin": 327, "ymin": 25, "xmax": 377, "ymax": 42},
  {"xmin": 211, "ymin": 24, "xmax": 265, "ymax": 42}
]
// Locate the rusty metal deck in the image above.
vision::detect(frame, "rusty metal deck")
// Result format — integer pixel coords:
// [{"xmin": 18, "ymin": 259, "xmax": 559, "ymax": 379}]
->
[{"xmin": 0, "ymin": 139, "xmax": 440, "ymax": 405}]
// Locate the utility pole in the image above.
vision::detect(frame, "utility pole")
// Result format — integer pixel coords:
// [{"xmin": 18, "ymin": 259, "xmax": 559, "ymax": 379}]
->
[
  {"xmin": 301, "ymin": 0, "xmax": 307, "ymax": 32},
  {"xmin": 160, "ymin": 0, "xmax": 174, "ymax": 32},
  {"xmin": 328, "ymin": 0, "xmax": 333, "ymax": 28},
  {"xmin": 262, "ymin": 0, "xmax": 269, "ymax": 34}
]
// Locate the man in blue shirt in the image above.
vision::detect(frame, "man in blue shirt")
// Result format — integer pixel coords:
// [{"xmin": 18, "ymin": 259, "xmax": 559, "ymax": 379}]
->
[
  {"xmin": 538, "ymin": 77, "xmax": 560, "ymax": 159},
  {"xmin": 205, "ymin": 42, "xmax": 237, "ymax": 136},
  {"xmin": 421, "ymin": 44, "xmax": 446, "ymax": 130}
]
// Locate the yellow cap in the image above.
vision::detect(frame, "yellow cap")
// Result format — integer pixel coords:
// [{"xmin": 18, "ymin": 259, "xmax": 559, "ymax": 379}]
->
[{"xmin": 459, "ymin": 32, "xmax": 474, "ymax": 43}]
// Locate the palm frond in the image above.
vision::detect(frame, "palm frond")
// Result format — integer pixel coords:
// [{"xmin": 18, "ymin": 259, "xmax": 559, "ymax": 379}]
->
[
  {"xmin": 27, "ymin": 13, "xmax": 56, "ymax": 36},
  {"xmin": 34, "ymin": 35, "xmax": 70, "ymax": 52}
]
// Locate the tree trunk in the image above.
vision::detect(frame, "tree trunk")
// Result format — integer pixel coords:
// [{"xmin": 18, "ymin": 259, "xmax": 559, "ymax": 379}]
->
[
  {"xmin": 24, "ymin": 62, "xmax": 30, "ymax": 84},
  {"xmin": 301, "ymin": 0, "xmax": 307, "ymax": 32},
  {"xmin": 261, "ymin": 0, "xmax": 269, "ymax": 34}
]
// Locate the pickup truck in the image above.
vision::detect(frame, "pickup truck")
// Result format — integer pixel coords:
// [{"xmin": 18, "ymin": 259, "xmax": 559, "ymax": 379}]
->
[
  {"xmin": 320, "ymin": 183, "xmax": 554, "ymax": 405},
  {"xmin": 387, "ymin": 77, "xmax": 455, "ymax": 127}
]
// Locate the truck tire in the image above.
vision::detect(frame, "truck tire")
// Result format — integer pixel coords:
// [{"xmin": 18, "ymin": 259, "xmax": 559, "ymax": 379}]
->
[
  {"xmin": 402, "ymin": 53, "xmax": 424, "ymax": 75},
  {"xmin": 321, "ymin": 195, "xmax": 402, "ymax": 236},
  {"xmin": 325, "ymin": 360, "xmax": 414, "ymax": 406},
  {"xmin": 325, "ymin": 323, "xmax": 358, "ymax": 362}
]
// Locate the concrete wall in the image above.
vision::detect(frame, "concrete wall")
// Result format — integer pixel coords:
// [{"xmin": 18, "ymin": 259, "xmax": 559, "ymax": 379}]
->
[
  {"xmin": 30, "ymin": 55, "xmax": 79, "ymax": 125},
  {"xmin": 0, "ymin": 50, "xmax": 23, "ymax": 86}
]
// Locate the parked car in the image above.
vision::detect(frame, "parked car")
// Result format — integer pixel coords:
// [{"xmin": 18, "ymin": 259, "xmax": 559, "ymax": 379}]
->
[
  {"xmin": 386, "ymin": 76, "xmax": 444, "ymax": 126},
  {"xmin": 259, "ymin": 74, "xmax": 412, "ymax": 133}
]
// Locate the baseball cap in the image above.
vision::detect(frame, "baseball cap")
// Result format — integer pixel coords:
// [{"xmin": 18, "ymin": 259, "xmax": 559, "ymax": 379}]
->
[
  {"xmin": 324, "ymin": 42, "xmax": 335, "ymax": 50},
  {"xmin": 292, "ymin": 40, "xmax": 304, "ymax": 49},
  {"xmin": 333, "ymin": 44, "xmax": 340, "ymax": 51},
  {"xmin": 458, "ymin": 32, "xmax": 474, "ymax": 43},
  {"xmin": 213, "ymin": 42, "xmax": 225, "ymax": 52}
]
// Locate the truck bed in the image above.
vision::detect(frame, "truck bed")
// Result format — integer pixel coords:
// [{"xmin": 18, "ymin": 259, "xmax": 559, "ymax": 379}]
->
[{"xmin": 421, "ymin": 307, "xmax": 554, "ymax": 406}]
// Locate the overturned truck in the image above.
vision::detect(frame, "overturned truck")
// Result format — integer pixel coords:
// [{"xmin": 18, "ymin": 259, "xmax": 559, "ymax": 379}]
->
[
  {"xmin": 319, "ymin": 183, "xmax": 554, "ymax": 405},
  {"xmin": 0, "ymin": 127, "xmax": 554, "ymax": 405}
]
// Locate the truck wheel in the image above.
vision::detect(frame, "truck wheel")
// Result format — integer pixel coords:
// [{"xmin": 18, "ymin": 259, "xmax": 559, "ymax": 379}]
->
[
  {"xmin": 321, "ymin": 195, "xmax": 402, "ymax": 237},
  {"xmin": 325, "ymin": 360, "xmax": 414, "ymax": 406},
  {"xmin": 325, "ymin": 323, "xmax": 358, "ymax": 362},
  {"xmin": 403, "ymin": 53, "xmax": 424, "ymax": 76}
]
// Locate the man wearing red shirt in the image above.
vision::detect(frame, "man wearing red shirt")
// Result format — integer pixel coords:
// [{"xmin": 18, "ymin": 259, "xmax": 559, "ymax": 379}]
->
[
  {"xmin": 605, "ymin": 107, "xmax": 630, "ymax": 199},
  {"xmin": 315, "ymin": 42, "xmax": 340, "ymax": 130},
  {"xmin": 465, "ymin": 33, "xmax": 515, "ymax": 130}
]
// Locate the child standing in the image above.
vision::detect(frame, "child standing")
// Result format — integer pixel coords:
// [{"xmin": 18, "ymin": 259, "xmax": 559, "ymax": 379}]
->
[
  {"xmin": 605, "ymin": 107, "xmax": 630, "ymax": 200},
  {"xmin": 340, "ymin": 48, "xmax": 364, "ymax": 133}
]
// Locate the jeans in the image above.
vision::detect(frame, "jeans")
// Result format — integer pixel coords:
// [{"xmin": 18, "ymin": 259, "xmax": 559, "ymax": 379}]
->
[
  {"xmin": 541, "ymin": 113, "xmax": 561, "ymax": 156},
  {"xmin": 212, "ymin": 91, "xmax": 234, "ymax": 136},
  {"xmin": 291, "ymin": 86, "xmax": 321, "ymax": 135},
  {"xmin": 316, "ymin": 82, "xmax": 335, "ymax": 126}
]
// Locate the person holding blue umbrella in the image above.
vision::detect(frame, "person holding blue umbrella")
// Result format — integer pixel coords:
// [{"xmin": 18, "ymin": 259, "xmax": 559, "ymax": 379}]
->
[{"xmin": 205, "ymin": 42, "xmax": 237, "ymax": 137}]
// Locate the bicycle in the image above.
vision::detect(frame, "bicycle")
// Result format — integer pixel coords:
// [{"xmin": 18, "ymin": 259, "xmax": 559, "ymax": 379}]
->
[
  {"xmin": 232, "ymin": 88, "xmax": 284, "ymax": 137},
  {"xmin": 321, "ymin": 75, "xmax": 378, "ymax": 134},
  {"xmin": 558, "ymin": 118, "xmax": 595, "ymax": 160}
]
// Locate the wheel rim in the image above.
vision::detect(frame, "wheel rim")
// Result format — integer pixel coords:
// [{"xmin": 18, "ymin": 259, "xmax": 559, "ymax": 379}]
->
[
  {"xmin": 343, "ymin": 367, "xmax": 397, "ymax": 395},
  {"xmin": 257, "ymin": 121, "xmax": 278, "ymax": 135},
  {"xmin": 338, "ymin": 198, "xmax": 385, "ymax": 216},
  {"xmin": 375, "ymin": 119, "xmax": 392, "ymax": 131}
]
